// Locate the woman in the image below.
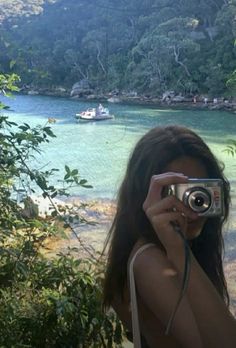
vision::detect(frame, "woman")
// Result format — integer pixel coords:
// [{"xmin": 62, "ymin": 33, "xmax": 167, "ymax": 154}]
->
[{"xmin": 103, "ymin": 125, "xmax": 236, "ymax": 348}]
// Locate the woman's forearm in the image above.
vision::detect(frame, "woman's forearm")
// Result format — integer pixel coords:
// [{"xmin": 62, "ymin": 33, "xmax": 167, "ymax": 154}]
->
[{"xmin": 168, "ymin": 249, "xmax": 236, "ymax": 348}]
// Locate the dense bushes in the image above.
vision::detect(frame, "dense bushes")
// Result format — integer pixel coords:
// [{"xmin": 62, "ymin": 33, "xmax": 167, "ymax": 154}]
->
[
  {"xmin": 0, "ymin": 74, "xmax": 123, "ymax": 347},
  {"xmin": 0, "ymin": 253, "xmax": 123, "ymax": 347}
]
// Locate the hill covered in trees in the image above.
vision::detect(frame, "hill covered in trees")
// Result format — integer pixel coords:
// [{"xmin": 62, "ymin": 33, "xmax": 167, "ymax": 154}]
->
[{"xmin": 0, "ymin": 0, "xmax": 236, "ymax": 98}]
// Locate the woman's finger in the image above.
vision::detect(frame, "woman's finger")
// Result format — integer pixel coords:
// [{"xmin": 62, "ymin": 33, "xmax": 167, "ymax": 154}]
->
[
  {"xmin": 144, "ymin": 195, "xmax": 198, "ymax": 221},
  {"xmin": 143, "ymin": 173, "xmax": 188, "ymax": 210}
]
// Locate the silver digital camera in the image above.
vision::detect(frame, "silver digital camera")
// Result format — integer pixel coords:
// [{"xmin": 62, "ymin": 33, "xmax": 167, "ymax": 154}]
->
[{"xmin": 168, "ymin": 179, "xmax": 224, "ymax": 217}]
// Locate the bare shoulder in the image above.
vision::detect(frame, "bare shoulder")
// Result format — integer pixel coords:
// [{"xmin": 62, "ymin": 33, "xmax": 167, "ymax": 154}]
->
[
  {"xmin": 130, "ymin": 240, "xmax": 178, "ymax": 292},
  {"xmin": 132, "ymin": 241, "xmax": 170, "ymax": 273}
]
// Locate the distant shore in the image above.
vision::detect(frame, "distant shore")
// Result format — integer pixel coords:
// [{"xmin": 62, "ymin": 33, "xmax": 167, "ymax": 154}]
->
[{"xmin": 20, "ymin": 87, "xmax": 236, "ymax": 113}]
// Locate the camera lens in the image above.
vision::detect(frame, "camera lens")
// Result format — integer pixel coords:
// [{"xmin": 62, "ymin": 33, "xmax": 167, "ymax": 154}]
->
[
  {"xmin": 194, "ymin": 195, "xmax": 205, "ymax": 207},
  {"xmin": 183, "ymin": 187, "xmax": 211, "ymax": 213}
]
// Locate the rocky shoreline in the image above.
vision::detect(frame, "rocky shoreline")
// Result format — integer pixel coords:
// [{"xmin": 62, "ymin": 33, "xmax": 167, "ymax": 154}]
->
[{"xmin": 20, "ymin": 84, "xmax": 236, "ymax": 112}]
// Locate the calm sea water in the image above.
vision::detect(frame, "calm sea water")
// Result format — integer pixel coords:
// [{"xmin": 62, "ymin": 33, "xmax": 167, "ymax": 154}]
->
[{"xmin": 2, "ymin": 94, "xmax": 236, "ymax": 200}]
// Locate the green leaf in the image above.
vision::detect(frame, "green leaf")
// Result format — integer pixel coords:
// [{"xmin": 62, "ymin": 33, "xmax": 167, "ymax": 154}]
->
[
  {"xmin": 71, "ymin": 169, "xmax": 79, "ymax": 176},
  {"xmin": 65, "ymin": 165, "xmax": 70, "ymax": 174},
  {"xmin": 37, "ymin": 176, "xmax": 47, "ymax": 189},
  {"xmin": 64, "ymin": 173, "xmax": 70, "ymax": 180},
  {"xmin": 43, "ymin": 126, "xmax": 56, "ymax": 138},
  {"xmin": 51, "ymin": 191, "xmax": 58, "ymax": 198}
]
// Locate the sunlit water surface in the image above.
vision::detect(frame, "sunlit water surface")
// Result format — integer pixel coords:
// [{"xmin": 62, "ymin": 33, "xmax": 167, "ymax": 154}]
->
[{"xmin": 2, "ymin": 94, "xmax": 236, "ymax": 201}]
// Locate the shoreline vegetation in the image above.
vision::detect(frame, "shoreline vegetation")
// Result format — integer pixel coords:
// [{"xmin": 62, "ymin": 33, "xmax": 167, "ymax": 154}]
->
[{"xmin": 1, "ymin": 0, "xmax": 236, "ymax": 119}]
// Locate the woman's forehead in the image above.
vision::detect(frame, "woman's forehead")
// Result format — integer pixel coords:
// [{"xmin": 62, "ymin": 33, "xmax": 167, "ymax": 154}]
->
[{"xmin": 164, "ymin": 156, "xmax": 208, "ymax": 178}]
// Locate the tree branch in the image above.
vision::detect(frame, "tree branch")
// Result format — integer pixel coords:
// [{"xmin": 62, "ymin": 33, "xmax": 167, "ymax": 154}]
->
[
  {"xmin": 172, "ymin": 45, "xmax": 191, "ymax": 77},
  {"xmin": 96, "ymin": 42, "xmax": 107, "ymax": 75}
]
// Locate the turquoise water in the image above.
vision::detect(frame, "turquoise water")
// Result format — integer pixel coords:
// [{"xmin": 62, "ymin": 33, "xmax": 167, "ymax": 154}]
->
[{"xmin": 2, "ymin": 94, "xmax": 236, "ymax": 200}]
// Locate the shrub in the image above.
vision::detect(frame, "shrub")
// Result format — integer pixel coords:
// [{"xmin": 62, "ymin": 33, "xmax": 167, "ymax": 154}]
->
[{"xmin": 0, "ymin": 74, "xmax": 123, "ymax": 347}]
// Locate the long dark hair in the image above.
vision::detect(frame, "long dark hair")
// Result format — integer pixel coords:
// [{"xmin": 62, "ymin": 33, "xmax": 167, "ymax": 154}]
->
[{"xmin": 103, "ymin": 125, "xmax": 230, "ymax": 308}]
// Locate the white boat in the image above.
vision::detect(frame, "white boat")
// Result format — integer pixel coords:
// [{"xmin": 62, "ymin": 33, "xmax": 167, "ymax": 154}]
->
[{"xmin": 76, "ymin": 105, "xmax": 114, "ymax": 121}]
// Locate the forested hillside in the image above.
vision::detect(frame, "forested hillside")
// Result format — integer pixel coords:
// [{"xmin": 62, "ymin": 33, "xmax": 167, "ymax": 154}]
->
[{"xmin": 0, "ymin": 0, "xmax": 236, "ymax": 97}]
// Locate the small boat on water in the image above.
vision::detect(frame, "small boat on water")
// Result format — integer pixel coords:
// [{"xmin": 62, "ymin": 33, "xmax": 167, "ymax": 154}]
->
[{"xmin": 76, "ymin": 104, "xmax": 114, "ymax": 121}]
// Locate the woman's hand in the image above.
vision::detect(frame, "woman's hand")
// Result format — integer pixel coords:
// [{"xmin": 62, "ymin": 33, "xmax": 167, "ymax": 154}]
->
[{"xmin": 143, "ymin": 172, "xmax": 198, "ymax": 254}]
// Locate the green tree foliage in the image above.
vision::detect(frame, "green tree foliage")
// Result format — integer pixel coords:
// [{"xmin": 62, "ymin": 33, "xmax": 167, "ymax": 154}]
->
[
  {"xmin": 128, "ymin": 17, "xmax": 200, "ymax": 94},
  {"xmin": 227, "ymin": 69, "xmax": 236, "ymax": 93},
  {"xmin": 0, "ymin": 0, "xmax": 235, "ymax": 96},
  {"xmin": 0, "ymin": 74, "xmax": 123, "ymax": 347}
]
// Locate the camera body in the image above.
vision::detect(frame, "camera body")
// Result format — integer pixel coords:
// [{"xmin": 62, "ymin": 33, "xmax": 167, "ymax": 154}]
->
[{"xmin": 168, "ymin": 179, "xmax": 224, "ymax": 217}]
